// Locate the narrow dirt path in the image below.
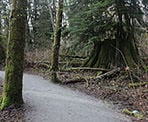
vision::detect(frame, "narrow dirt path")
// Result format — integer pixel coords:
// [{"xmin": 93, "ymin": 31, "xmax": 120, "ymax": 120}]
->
[{"xmin": 0, "ymin": 72, "xmax": 131, "ymax": 122}]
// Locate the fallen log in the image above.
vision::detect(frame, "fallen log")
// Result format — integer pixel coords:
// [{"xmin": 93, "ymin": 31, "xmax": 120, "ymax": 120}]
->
[
  {"xmin": 60, "ymin": 55, "xmax": 87, "ymax": 59},
  {"xmin": 69, "ymin": 67, "xmax": 109, "ymax": 72},
  {"xmin": 62, "ymin": 78, "xmax": 86, "ymax": 84},
  {"xmin": 25, "ymin": 61, "xmax": 50, "ymax": 69},
  {"xmin": 35, "ymin": 62, "xmax": 50, "ymax": 69},
  {"xmin": 93, "ymin": 68, "xmax": 122, "ymax": 82}
]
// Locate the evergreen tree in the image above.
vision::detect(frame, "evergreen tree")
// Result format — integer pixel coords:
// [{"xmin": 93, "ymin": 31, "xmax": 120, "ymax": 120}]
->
[
  {"xmin": 65, "ymin": 0, "xmax": 147, "ymax": 68},
  {"xmin": 27, "ymin": 0, "xmax": 53, "ymax": 49}
]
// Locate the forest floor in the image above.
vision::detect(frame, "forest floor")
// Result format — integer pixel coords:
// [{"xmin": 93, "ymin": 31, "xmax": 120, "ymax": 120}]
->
[
  {"xmin": 0, "ymin": 61, "xmax": 147, "ymax": 122},
  {"xmin": 40, "ymin": 69, "xmax": 148, "ymax": 122},
  {"xmin": 63, "ymin": 71, "xmax": 148, "ymax": 122}
]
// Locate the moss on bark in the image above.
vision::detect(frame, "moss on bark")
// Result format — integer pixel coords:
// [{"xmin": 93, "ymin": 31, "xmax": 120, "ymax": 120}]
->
[
  {"xmin": 50, "ymin": 0, "xmax": 63, "ymax": 82},
  {"xmin": 84, "ymin": 40, "xmax": 116, "ymax": 68},
  {"xmin": 84, "ymin": 38, "xmax": 139, "ymax": 69},
  {"xmin": 1, "ymin": 0, "xmax": 27, "ymax": 109}
]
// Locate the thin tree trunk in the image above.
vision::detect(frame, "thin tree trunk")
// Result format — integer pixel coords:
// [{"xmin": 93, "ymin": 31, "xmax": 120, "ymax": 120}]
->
[
  {"xmin": 50, "ymin": 0, "xmax": 63, "ymax": 82},
  {"xmin": 0, "ymin": 1, "xmax": 2, "ymax": 41},
  {"xmin": 1, "ymin": 0, "xmax": 27, "ymax": 109},
  {"xmin": 32, "ymin": 0, "xmax": 38, "ymax": 44},
  {"xmin": 26, "ymin": 0, "xmax": 33, "ymax": 50},
  {"xmin": 47, "ymin": 0, "xmax": 55, "ymax": 31},
  {"xmin": 0, "ymin": 2, "xmax": 6, "ymax": 63}
]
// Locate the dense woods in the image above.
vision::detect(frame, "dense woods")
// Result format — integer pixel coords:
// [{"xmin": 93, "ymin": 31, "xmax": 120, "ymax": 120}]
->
[
  {"xmin": 65, "ymin": 0, "xmax": 147, "ymax": 69},
  {"xmin": 0, "ymin": 0, "xmax": 147, "ymax": 121}
]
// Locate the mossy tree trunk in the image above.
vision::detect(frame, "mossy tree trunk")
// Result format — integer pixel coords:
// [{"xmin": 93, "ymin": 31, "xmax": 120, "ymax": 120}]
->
[
  {"xmin": 50, "ymin": 0, "xmax": 63, "ymax": 82},
  {"xmin": 84, "ymin": 40, "xmax": 116, "ymax": 69},
  {"xmin": 84, "ymin": 39, "xmax": 139, "ymax": 69},
  {"xmin": 1, "ymin": 0, "xmax": 27, "ymax": 109}
]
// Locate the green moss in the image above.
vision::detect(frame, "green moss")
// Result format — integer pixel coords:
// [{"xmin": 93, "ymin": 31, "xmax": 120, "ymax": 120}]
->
[
  {"xmin": 51, "ymin": 0, "xmax": 63, "ymax": 70},
  {"xmin": 51, "ymin": 71, "xmax": 60, "ymax": 83},
  {"xmin": 85, "ymin": 40, "xmax": 116, "ymax": 68},
  {"xmin": 1, "ymin": 73, "xmax": 24, "ymax": 110},
  {"xmin": 122, "ymin": 109, "xmax": 144, "ymax": 119},
  {"xmin": 0, "ymin": 0, "xmax": 27, "ymax": 109},
  {"xmin": 129, "ymin": 82, "xmax": 148, "ymax": 87},
  {"xmin": 1, "ymin": 95, "xmax": 11, "ymax": 109},
  {"xmin": 144, "ymin": 66, "xmax": 148, "ymax": 72}
]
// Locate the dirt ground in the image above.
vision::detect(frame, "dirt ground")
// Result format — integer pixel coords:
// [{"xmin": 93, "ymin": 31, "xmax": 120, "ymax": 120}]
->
[{"xmin": 54, "ymin": 70, "xmax": 148, "ymax": 122}]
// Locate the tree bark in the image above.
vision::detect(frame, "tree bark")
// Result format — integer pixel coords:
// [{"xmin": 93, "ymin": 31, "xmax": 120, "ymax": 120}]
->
[
  {"xmin": 47, "ymin": 0, "xmax": 55, "ymax": 31},
  {"xmin": 84, "ymin": 0, "xmax": 140, "ymax": 69},
  {"xmin": 50, "ymin": 0, "xmax": 63, "ymax": 82},
  {"xmin": 84, "ymin": 38, "xmax": 139, "ymax": 69},
  {"xmin": 1, "ymin": 0, "xmax": 27, "ymax": 109},
  {"xmin": 0, "ymin": 4, "xmax": 6, "ymax": 64},
  {"xmin": 84, "ymin": 40, "xmax": 116, "ymax": 68}
]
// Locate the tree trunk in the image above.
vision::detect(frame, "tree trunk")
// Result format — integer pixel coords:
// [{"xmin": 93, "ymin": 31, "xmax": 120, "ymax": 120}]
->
[
  {"xmin": 47, "ymin": 0, "xmax": 55, "ymax": 31},
  {"xmin": 84, "ymin": 40, "xmax": 116, "ymax": 68},
  {"xmin": 84, "ymin": 0, "xmax": 140, "ymax": 69},
  {"xmin": 50, "ymin": 0, "xmax": 63, "ymax": 82},
  {"xmin": 32, "ymin": 0, "xmax": 38, "ymax": 45},
  {"xmin": 84, "ymin": 39, "xmax": 139, "ymax": 69},
  {"xmin": 1, "ymin": 0, "xmax": 27, "ymax": 109},
  {"xmin": 0, "ymin": 2, "xmax": 6, "ymax": 64}
]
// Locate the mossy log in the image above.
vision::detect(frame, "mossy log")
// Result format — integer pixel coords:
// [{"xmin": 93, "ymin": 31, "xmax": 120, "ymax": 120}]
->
[
  {"xmin": 62, "ymin": 78, "xmax": 86, "ymax": 84},
  {"xmin": 60, "ymin": 55, "xmax": 87, "ymax": 59},
  {"xmin": 93, "ymin": 68, "xmax": 122, "ymax": 82},
  {"xmin": 70, "ymin": 67, "xmax": 109, "ymax": 72}
]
